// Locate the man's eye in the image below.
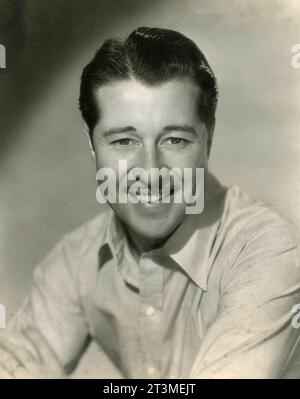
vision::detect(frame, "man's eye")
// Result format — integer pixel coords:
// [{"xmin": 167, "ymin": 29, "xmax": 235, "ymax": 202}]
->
[
  {"xmin": 113, "ymin": 138, "xmax": 132, "ymax": 146},
  {"xmin": 163, "ymin": 137, "xmax": 189, "ymax": 145}
]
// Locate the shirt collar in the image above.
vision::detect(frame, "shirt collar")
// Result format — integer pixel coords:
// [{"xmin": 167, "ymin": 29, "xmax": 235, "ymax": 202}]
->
[
  {"xmin": 163, "ymin": 212, "xmax": 220, "ymax": 291},
  {"xmin": 103, "ymin": 207, "xmax": 127, "ymax": 264}
]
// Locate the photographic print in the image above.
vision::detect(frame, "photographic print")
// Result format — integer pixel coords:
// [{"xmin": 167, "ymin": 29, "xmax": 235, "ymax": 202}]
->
[{"xmin": 0, "ymin": 0, "xmax": 300, "ymax": 381}]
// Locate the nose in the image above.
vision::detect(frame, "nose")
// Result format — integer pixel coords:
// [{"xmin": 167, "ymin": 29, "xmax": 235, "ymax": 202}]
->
[
  {"xmin": 141, "ymin": 144, "xmax": 161, "ymax": 172},
  {"xmin": 136, "ymin": 144, "xmax": 163, "ymax": 191}
]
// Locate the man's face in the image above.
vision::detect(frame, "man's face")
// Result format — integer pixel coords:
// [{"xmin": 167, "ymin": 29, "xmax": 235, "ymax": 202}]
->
[{"xmin": 92, "ymin": 78, "xmax": 210, "ymax": 243}]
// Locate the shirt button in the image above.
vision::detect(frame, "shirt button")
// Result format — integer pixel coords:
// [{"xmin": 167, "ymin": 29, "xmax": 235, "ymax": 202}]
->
[
  {"xmin": 145, "ymin": 305, "xmax": 155, "ymax": 316},
  {"xmin": 147, "ymin": 366, "xmax": 157, "ymax": 377}
]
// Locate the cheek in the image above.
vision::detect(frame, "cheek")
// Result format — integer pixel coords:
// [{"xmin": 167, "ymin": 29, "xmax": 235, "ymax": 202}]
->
[
  {"xmin": 189, "ymin": 137, "xmax": 208, "ymax": 166},
  {"xmin": 94, "ymin": 144, "xmax": 137, "ymax": 169},
  {"xmin": 164, "ymin": 146, "xmax": 207, "ymax": 169},
  {"xmin": 94, "ymin": 145, "xmax": 116, "ymax": 169}
]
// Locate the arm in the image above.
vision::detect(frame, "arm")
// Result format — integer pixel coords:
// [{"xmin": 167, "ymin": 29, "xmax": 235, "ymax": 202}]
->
[
  {"xmin": 0, "ymin": 239, "xmax": 89, "ymax": 378},
  {"xmin": 189, "ymin": 223, "xmax": 300, "ymax": 378}
]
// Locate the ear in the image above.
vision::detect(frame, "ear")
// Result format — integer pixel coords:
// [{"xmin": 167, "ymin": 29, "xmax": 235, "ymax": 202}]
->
[
  {"xmin": 207, "ymin": 119, "xmax": 215, "ymax": 159},
  {"xmin": 83, "ymin": 123, "xmax": 96, "ymax": 162}
]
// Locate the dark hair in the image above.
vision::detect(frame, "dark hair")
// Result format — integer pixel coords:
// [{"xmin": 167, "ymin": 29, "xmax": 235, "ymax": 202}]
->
[{"xmin": 79, "ymin": 27, "xmax": 218, "ymax": 143}]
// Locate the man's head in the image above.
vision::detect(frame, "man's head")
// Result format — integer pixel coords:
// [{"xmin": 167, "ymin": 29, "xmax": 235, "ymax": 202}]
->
[
  {"xmin": 79, "ymin": 27, "xmax": 219, "ymax": 247},
  {"xmin": 80, "ymin": 27, "xmax": 218, "ymax": 150}
]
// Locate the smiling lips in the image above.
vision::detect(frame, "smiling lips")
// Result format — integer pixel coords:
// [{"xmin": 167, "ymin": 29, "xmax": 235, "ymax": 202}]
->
[{"xmin": 127, "ymin": 188, "xmax": 175, "ymax": 204}]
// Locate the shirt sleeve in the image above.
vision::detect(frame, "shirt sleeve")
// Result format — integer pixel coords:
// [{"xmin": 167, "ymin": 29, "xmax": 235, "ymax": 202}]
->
[
  {"xmin": 5, "ymin": 239, "xmax": 90, "ymax": 373},
  {"xmin": 189, "ymin": 222, "xmax": 300, "ymax": 378}
]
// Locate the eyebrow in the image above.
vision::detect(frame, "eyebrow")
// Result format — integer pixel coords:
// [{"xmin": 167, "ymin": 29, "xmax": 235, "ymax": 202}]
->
[
  {"xmin": 103, "ymin": 126, "xmax": 137, "ymax": 137},
  {"xmin": 103, "ymin": 124, "xmax": 196, "ymax": 137},
  {"xmin": 163, "ymin": 125, "xmax": 196, "ymax": 135}
]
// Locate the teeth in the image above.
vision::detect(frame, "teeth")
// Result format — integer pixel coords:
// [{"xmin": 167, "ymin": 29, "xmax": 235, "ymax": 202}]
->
[
  {"xmin": 138, "ymin": 194, "xmax": 160, "ymax": 203},
  {"xmin": 128, "ymin": 191, "xmax": 174, "ymax": 204},
  {"xmin": 128, "ymin": 193, "xmax": 161, "ymax": 203}
]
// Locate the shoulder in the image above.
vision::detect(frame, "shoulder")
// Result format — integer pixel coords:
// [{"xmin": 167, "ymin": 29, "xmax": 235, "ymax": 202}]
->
[
  {"xmin": 61, "ymin": 209, "xmax": 111, "ymax": 257},
  {"xmin": 34, "ymin": 208, "xmax": 112, "ymax": 282},
  {"xmin": 220, "ymin": 185, "xmax": 297, "ymax": 250},
  {"xmin": 218, "ymin": 186, "xmax": 300, "ymax": 287}
]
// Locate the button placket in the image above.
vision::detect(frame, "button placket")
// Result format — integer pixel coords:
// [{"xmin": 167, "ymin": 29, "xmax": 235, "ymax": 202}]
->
[
  {"xmin": 139, "ymin": 255, "xmax": 164, "ymax": 377},
  {"xmin": 145, "ymin": 305, "xmax": 155, "ymax": 317}
]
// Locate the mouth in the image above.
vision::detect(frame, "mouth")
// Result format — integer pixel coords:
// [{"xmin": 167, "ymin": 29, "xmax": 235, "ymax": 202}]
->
[{"xmin": 128, "ymin": 188, "xmax": 175, "ymax": 205}]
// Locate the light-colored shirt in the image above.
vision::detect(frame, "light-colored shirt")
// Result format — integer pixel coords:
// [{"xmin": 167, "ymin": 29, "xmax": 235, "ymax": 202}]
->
[{"xmin": 5, "ymin": 185, "xmax": 300, "ymax": 378}]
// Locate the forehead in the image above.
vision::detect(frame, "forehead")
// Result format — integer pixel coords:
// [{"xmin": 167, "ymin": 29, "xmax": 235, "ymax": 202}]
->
[{"xmin": 94, "ymin": 78, "xmax": 200, "ymax": 127}]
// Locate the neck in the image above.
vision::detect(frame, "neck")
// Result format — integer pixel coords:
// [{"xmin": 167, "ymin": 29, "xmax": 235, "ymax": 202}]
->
[{"xmin": 124, "ymin": 225, "xmax": 174, "ymax": 258}]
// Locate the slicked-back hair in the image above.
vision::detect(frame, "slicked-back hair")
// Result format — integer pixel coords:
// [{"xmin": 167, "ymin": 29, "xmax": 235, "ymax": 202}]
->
[{"xmin": 79, "ymin": 27, "xmax": 218, "ymax": 143}]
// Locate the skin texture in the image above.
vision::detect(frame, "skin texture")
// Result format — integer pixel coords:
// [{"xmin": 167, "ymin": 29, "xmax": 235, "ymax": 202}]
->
[{"xmin": 92, "ymin": 78, "xmax": 212, "ymax": 254}]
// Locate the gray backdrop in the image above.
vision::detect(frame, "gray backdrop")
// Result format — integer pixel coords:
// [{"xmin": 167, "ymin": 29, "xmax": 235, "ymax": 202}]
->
[{"xmin": 0, "ymin": 0, "xmax": 299, "ymax": 377}]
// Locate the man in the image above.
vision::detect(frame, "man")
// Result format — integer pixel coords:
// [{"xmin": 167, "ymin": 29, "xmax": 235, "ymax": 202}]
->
[{"xmin": 0, "ymin": 27, "xmax": 300, "ymax": 379}]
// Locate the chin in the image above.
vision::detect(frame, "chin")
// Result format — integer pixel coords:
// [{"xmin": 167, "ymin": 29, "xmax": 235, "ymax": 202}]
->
[
  {"xmin": 115, "ymin": 203, "xmax": 186, "ymax": 244},
  {"xmin": 130, "ymin": 222, "xmax": 177, "ymax": 242}
]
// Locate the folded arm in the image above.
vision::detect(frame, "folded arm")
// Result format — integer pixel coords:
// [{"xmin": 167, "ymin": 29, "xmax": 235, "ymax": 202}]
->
[
  {"xmin": 189, "ymin": 223, "xmax": 300, "ymax": 378},
  {"xmin": 0, "ymin": 240, "xmax": 89, "ymax": 378}
]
